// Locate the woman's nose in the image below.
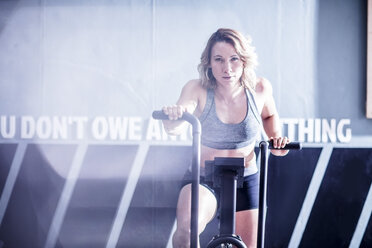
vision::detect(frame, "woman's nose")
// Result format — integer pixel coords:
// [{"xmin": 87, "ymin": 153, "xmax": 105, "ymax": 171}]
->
[{"xmin": 223, "ymin": 61, "xmax": 232, "ymax": 72}]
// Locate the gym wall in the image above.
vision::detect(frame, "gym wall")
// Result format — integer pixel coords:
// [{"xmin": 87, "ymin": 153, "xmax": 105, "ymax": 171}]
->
[{"xmin": 0, "ymin": 0, "xmax": 371, "ymax": 247}]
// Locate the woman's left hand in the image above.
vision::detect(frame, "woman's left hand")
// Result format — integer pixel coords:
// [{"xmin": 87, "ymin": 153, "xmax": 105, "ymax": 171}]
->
[
  {"xmin": 269, "ymin": 136, "xmax": 290, "ymax": 156},
  {"xmin": 270, "ymin": 136, "xmax": 290, "ymax": 149}
]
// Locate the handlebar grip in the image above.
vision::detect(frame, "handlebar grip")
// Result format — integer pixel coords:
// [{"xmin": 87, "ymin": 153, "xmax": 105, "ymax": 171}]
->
[
  {"xmin": 152, "ymin": 110, "xmax": 201, "ymax": 134},
  {"xmin": 152, "ymin": 110, "xmax": 197, "ymax": 123},
  {"xmin": 152, "ymin": 110, "xmax": 169, "ymax": 120},
  {"xmin": 268, "ymin": 140, "xmax": 302, "ymax": 150}
]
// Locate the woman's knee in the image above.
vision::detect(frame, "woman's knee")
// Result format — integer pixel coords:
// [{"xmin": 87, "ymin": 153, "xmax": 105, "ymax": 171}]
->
[
  {"xmin": 172, "ymin": 227, "xmax": 190, "ymax": 248},
  {"xmin": 172, "ymin": 218, "xmax": 208, "ymax": 248},
  {"xmin": 177, "ymin": 184, "xmax": 217, "ymax": 219},
  {"xmin": 175, "ymin": 211, "xmax": 211, "ymax": 235},
  {"xmin": 173, "ymin": 184, "xmax": 218, "ymax": 245}
]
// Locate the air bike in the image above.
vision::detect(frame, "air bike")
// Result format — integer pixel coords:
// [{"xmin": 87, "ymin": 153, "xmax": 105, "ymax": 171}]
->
[{"xmin": 152, "ymin": 111, "xmax": 301, "ymax": 248}]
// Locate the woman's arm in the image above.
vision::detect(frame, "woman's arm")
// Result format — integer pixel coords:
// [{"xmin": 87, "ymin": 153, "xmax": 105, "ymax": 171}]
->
[
  {"xmin": 162, "ymin": 80, "xmax": 201, "ymax": 135},
  {"xmin": 258, "ymin": 78, "xmax": 289, "ymax": 156}
]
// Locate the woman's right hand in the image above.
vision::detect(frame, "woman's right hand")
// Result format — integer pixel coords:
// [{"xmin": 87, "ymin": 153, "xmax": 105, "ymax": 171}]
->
[{"xmin": 162, "ymin": 105, "xmax": 186, "ymax": 121}]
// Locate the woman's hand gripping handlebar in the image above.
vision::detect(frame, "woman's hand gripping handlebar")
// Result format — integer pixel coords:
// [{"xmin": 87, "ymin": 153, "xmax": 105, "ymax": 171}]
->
[
  {"xmin": 152, "ymin": 110, "xmax": 201, "ymax": 132},
  {"xmin": 268, "ymin": 140, "xmax": 302, "ymax": 150}
]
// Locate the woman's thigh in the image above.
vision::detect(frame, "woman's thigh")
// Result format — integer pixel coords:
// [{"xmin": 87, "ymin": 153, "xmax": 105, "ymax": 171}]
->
[{"xmin": 176, "ymin": 183, "xmax": 218, "ymax": 230}]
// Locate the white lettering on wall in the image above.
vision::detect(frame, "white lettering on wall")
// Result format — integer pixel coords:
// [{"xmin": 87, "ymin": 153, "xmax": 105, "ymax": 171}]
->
[
  {"xmin": 0, "ymin": 116, "xmax": 352, "ymax": 143},
  {"xmin": 0, "ymin": 116, "xmax": 16, "ymax": 138},
  {"xmin": 128, "ymin": 117, "xmax": 142, "ymax": 140},
  {"xmin": 108, "ymin": 117, "xmax": 128, "ymax": 140},
  {"xmin": 36, "ymin": 116, "xmax": 52, "ymax": 139},
  {"xmin": 19, "ymin": 116, "xmax": 89, "ymax": 139},
  {"xmin": 298, "ymin": 119, "xmax": 314, "ymax": 142},
  {"xmin": 337, "ymin": 119, "xmax": 352, "ymax": 143},
  {"xmin": 69, "ymin": 117, "xmax": 88, "ymax": 139},
  {"xmin": 52, "ymin": 116, "xmax": 68, "ymax": 139},
  {"xmin": 146, "ymin": 118, "xmax": 162, "ymax": 141},
  {"xmin": 281, "ymin": 118, "xmax": 352, "ymax": 143},
  {"xmin": 21, "ymin": 116, "xmax": 35, "ymax": 139},
  {"xmin": 92, "ymin": 117, "xmax": 108, "ymax": 140}
]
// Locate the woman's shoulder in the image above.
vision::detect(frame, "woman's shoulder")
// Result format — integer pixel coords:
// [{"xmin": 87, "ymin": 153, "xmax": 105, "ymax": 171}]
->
[
  {"xmin": 251, "ymin": 77, "xmax": 273, "ymax": 112},
  {"xmin": 254, "ymin": 77, "xmax": 273, "ymax": 96},
  {"xmin": 181, "ymin": 79, "xmax": 207, "ymax": 98},
  {"xmin": 184, "ymin": 79, "xmax": 206, "ymax": 91},
  {"xmin": 180, "ymin": 79, "xmax": 208, "ymax": 116}
]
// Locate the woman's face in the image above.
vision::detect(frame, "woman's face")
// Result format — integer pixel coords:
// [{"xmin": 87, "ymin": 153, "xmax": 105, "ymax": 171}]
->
[{"xmin": 210, "ymin": 41, "xmax": 243, "ymax": 87}]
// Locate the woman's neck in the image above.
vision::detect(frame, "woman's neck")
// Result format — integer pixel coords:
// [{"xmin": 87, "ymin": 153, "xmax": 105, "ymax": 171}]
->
[{"xmin": 215, "ymin": 83, "xmax": 244, "ymax": 104}]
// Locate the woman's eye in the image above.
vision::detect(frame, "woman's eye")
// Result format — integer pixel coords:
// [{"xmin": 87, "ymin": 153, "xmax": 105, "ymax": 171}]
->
[
  {"xmin": 231, "ymin": 57, "xmax": 240, "ymax": 62},
  {"xmin": 215, "ymin": 58, "xmax": 222, "ymax": 62}
]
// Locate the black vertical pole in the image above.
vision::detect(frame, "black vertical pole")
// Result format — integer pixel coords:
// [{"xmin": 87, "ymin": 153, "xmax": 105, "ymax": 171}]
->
[
  {"xmin": 190, "ymin": 127, "xmax": 201, "ymax": 248},
  {"xmin": 219, "ymin": 171, "xmax": 237, "ymax": 235},
  {"xmin": 258, "ymin": 141, "xmax": 269, "ymax": 248}
]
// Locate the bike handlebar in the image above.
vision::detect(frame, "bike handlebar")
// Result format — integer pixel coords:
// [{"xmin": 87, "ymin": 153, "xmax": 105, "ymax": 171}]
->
[
  {"xmin": 152, "ymin": 110, "xmax": 201, "ymax": 131},
  {"xmin": 152, "ymin": 110, "xmax": 172, "ymax": 120},
  {"xmin": 268, "ymin": 140, "xmax": 302, "ymax": 150}
]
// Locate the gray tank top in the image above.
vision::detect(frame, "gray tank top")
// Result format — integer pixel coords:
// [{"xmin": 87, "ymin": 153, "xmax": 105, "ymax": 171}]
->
[{"xmin": 199, "ymin": 88, "xmax": 262, "ymax": 149}]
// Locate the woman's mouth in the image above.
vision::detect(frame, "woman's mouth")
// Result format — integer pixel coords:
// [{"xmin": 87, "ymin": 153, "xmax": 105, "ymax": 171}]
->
[{"xmin": 222, "ymin": 76, "xmax": 233, "ymax": 80}]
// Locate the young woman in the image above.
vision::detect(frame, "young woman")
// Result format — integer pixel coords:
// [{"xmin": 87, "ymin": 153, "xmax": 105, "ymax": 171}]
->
[{"xmin": 162, "ymin": 28, "xmax": 289, "ymax": 248}]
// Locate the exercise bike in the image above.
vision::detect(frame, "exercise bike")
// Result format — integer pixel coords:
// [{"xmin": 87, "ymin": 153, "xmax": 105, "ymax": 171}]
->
[{"xmin": 152, "ymin": 111, "xmax": 301, "ymax": 248}]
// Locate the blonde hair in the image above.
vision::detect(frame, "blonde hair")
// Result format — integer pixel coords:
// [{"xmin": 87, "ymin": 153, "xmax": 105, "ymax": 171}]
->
[{"xmin": 198, "ymin": 28, "xmax": 258, "ymax": 90}]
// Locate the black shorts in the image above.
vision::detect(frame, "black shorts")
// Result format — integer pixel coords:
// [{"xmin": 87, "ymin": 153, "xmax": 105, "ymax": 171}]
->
[{"xmin": 180, "ymin": 169, "xmax": 259, "ymax": 211}]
